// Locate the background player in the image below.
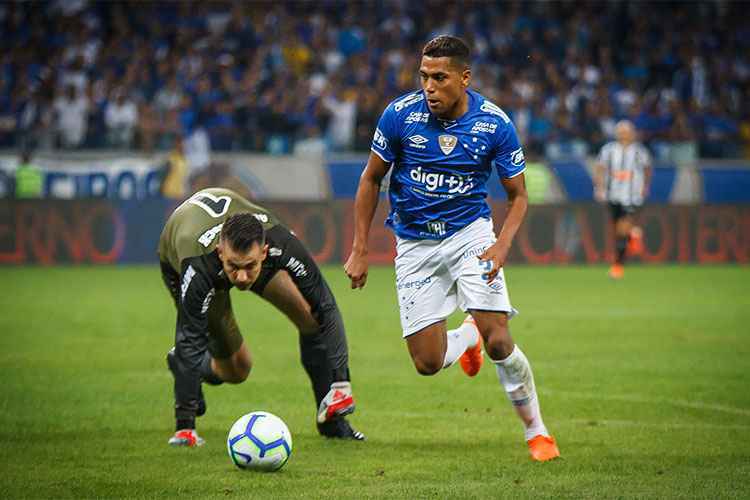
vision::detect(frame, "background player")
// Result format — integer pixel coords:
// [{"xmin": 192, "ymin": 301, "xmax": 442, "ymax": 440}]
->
[
  {"xmin": 344, "ymin": 36, "xmax": 559, "ymax": 461},
  {"xmin": 594, "ymin": 120, "xmax": 652, "ymax": 279},
  {"xmin": 158, "ymin": 187, "xmax": 364, "ymax": 446}
]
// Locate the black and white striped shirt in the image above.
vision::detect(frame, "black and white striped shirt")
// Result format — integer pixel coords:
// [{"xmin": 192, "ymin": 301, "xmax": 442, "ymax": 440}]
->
[{"xmin": 598, "ymin": 141, "xmax": 651, "ymax": 206}]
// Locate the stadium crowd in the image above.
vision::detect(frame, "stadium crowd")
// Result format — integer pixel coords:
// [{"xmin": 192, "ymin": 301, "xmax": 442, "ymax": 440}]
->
[{"xmin": 1, "ymin": 0, "xmax": 748, "ymax": 159}]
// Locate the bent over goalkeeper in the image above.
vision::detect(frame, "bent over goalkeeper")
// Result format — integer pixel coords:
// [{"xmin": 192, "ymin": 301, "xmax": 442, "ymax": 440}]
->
[{"xmin": 158, "ymin": 188, "xmax": 364, "ymax": 446}]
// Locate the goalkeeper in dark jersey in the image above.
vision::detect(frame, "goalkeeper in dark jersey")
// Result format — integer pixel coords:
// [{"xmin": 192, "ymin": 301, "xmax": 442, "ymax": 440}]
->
[{"xmin": 158, "ymin": 188, "xmax": 364, "ymax": 446}]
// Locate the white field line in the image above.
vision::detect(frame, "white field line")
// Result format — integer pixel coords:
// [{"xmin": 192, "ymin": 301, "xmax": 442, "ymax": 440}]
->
[{"xmin": 542, "ymin": 389, "xmax": 750, "ymax": 417}]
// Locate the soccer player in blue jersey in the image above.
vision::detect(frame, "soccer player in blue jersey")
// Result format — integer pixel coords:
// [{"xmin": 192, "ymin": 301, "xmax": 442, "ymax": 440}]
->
[{"xmin": 344, "ymin": 36, "xmax": 559, "ymax": 461}]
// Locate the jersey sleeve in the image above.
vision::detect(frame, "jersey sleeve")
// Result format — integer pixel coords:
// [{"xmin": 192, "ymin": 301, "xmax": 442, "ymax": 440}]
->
[
  {"xmin": 370, "ymin": 104, "xmax": 399, "ymax": 163},
  {"xmin": 492, "ymin": 121, "xmax": 526, "ymax": 179},
  {"xmin": 175, "ymin": 256, "xmax": 216, "ymax": 368}
]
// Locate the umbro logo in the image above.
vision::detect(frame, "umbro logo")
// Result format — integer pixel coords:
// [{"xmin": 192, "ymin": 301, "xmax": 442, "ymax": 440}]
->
[{"xmin": 408, "ymin": 135, "xmax": 428, "ymax": 149}]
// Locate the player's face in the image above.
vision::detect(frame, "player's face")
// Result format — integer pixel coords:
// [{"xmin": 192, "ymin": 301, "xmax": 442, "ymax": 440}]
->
[
  {"xmin": 218, "ymin": 240, "xmax": 268, "ymax": 290},
  {"xmin": 419, "ymin": 56, "xmax": 471, "ymax": 119},
  {"xmin": 616, "ymin": 123, "xmax": 635, "ymax": 144}
]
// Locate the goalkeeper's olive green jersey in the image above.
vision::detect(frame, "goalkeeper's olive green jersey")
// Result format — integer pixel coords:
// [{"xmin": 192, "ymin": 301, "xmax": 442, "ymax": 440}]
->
[{"xmin": 158, "ymin": 187, "xmax": 280, "ymax": 273}]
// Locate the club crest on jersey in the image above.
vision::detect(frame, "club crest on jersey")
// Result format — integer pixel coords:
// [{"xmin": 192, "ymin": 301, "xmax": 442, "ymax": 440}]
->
[{"xmin": 438, "ymin": 135, "xmax": 457, "ymax": 155}]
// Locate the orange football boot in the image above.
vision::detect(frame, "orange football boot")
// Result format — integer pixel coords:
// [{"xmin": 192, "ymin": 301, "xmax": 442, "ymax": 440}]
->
[
  {"xmin": 527, "ymin": 435, "xmax": 560, "ymax": 462},
  {"xmin": 608, "ymin": 264, "xmax": 624, "ymax": 279},
  {"xmin": 458, "ymin": 316, "xmax": 483, "ymax": 377}
]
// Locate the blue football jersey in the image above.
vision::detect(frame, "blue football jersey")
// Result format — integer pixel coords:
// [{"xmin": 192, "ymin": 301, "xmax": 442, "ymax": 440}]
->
[{"xmin": 371, "ymin": 88, "xmax": 526, "ymax": 240}]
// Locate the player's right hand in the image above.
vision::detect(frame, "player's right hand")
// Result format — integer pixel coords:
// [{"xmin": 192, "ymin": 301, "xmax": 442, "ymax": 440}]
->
[{"xmin": 344, "ymin": 252, "xmax": 369, "ymax": 289}]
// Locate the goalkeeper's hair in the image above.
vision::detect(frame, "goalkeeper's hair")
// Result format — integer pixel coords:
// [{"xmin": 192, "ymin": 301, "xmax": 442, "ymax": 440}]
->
[
  {"xmin": 220, "ymin": 213, "xmax": 265, "ymax": 252},
  {"xmin": 422, "ymin": 35, "xmax": 470, "ymax": 69}
]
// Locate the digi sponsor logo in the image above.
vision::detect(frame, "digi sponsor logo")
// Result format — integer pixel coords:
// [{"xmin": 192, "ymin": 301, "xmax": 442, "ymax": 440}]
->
[
  {"xmin": 510, "ymin": 147, "xmax": 525, "ymax": 166},
  {"xmin": 394, "ymin": 92, "xmax": 424, "ymax": 112},
  {"xmin": 405, "ymin": 112, "xmax": 430, "ymax": 124},
  {"xmin": 480, "ymin": 101, "xmax": 511, "ymax": 123},
  {"xmin": 470, "ymin": 121, "xmax": 497, "ymax": 134},
  {"xmin": 373, "ymin": 128, "xmax": 388, "ymax": 150},
  {"xmin": 409, "ymin": 166, "xmax": 474, "ymax": 194},
  {"xmin": 408, "ymin": 134, "xmax": 429, "ymax": 149},
  {"xmin": 397, "ymin": 276, "xmax": 432, "ymax": 290}
]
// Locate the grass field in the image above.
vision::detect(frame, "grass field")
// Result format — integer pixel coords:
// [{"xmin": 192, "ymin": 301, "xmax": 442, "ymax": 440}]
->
[{"xmin": 1, "ymin": 265, "xmax": 749, "ymax": 499}]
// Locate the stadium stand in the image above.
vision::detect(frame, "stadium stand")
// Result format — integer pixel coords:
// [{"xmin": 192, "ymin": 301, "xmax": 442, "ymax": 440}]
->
[{"xmin": 1, "ymin": 1, "xmax": 748, "ymax": 159}]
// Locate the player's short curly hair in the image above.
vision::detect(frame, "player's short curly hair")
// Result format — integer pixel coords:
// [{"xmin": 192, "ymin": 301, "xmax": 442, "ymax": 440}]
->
[
  {"xmin": 221, "ymin": 213, "xmax": 265, "ymax": 253},
  {"xmin": 422, "ymin": 35, "xmax": 470, "ymax": 69}
]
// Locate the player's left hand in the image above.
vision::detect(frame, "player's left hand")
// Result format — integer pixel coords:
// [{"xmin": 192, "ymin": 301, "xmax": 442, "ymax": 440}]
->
[{"xmin": 478, "ymin": 244, "xmax": 507, "ymax": 284}]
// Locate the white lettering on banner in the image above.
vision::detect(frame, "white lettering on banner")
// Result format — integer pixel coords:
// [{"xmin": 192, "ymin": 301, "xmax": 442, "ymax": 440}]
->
[
  {"xmin": 0, "ymin": 157, "xmax": 164, "ymax": 200},
  {"xmin": 0, "ymin": 152, "xmax": 332, "ymax": 202},
  {"xmin": 198, "ymin": 223, "xmax": 223, "ymax": 247},
  {"xmin": 394, "ymin": 92, "xmax": 424, "ymax": 112},
  {"xmin": 409, "ymin": 166, "xmax": 474, "ymax": 194}
]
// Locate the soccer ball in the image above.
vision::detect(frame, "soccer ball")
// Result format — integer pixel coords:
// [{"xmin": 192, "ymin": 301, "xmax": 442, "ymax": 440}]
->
[{"xmin": 227, "ymin": 411, "xmax": 293, "ymax": 472}]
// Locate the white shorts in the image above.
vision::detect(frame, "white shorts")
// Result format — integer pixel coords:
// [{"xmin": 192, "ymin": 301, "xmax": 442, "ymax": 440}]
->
[{"xmin": 395, "ymin": 217, "xmax": 516, "ymax": 337}]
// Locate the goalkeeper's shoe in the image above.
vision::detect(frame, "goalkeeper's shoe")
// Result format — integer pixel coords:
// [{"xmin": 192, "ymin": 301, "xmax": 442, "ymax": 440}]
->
[
  {"xmin": 527, "ymin": 435, "xmax": 560, "ymax": 462},
  {"xmin": 317, "ymin": 418, "xmax": 365, "ymax": 441},
  {"xmin": 459, "ymin": 316, "xmax": 484, "ymax": 377},
  {"xmin": 168, "ymin": 429, "xmax": 205, "ymax": 447},
  {"xmin": 317, "ymin": 381, "xmax": 355, "ymax": 423},
  {"xmin": 166, "ymin": 347, "xmax": 206, "ymax": 416}
]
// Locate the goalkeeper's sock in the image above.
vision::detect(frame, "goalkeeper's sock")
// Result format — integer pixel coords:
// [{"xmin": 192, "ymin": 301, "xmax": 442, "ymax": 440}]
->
[
  {"xmin": 443, "ymin": 320, "xmax": 479, "ymax": 368},
  {"xmin": 492, "ymin": 345, "xmax": 549, "ymax": 441}
]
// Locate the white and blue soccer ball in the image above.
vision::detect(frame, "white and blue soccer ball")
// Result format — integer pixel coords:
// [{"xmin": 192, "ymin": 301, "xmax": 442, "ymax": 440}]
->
[{"xmin": 227, "ymin": 411, "xmax": 292, "ymax": 472}]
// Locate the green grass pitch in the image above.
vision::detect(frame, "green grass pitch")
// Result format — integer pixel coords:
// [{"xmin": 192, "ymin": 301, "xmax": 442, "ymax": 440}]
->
[{"xmin": 1, "ymin": 265, "xmax": 748, "ymax": 499}]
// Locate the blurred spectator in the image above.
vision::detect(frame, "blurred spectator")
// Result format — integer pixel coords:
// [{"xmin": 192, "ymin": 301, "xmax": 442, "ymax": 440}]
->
[
  {"xmin": 105, "ymin": 89, "xmax": 138, "ymax": 148},
  {"xmin": 322, "ymin": 83, "xmax": 357, "ymax": 151},
  {"xmin": 184, "ymin": 124, "xmax": 211, "ymax": 180},
  {"xmin": 53, "ymin": 85, "xmax": 89, "ymax": 149},
  {"xmin": 14, "ymin": 149, "xmax": 42, "ymax": 198},
  {"xmin": 0, "ymin": 1, "xmax": 747, "ymax": 158},
  {"xmin": 160, "ymin": 137, "xmax": 188, "ymax": 199}
]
